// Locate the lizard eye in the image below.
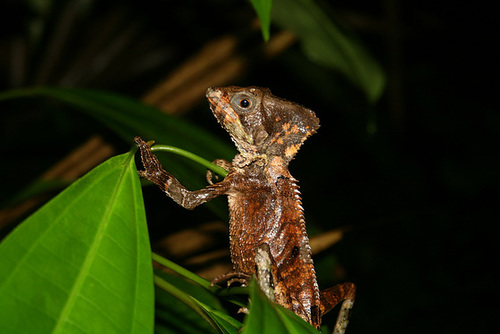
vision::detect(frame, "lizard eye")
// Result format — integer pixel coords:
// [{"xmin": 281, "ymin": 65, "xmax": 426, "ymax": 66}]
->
[
  {"xmin": 231, "ymin": 92, "xmax": 256, "ymax": 112},
  {"xmin": 239, "ymin": 99, "xmax": 250, "ymax": 108}
]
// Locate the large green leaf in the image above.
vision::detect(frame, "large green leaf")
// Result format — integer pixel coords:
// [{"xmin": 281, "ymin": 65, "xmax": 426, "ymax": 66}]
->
[
  {"xmin": 0, "ymin": 152, "xmax": 154, "ymax": 333},
  {"xmin": 272, "ymin": 0, "xmax": 385, "ymax": 102}
]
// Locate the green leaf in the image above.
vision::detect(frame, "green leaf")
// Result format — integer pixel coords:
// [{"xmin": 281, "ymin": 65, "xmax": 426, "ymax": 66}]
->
[
  {"xmin": 155, "ymin": 293, "xmax": 212, "ymax": 334},
  {"xmin": 272, "ymin": 0, "xmax": 385, "ymax": 102},
  {"xmin": 0, "ymin": 87, "xmax": 235, "ymax": 217},
  {"xmin": 152, "ymin": 252, "xmax": 213, "ymax": 289},
  {"xmin": 242, "ymin": 279, "xmax": 318, "ymax": 334},
  {"xmin": 0, "ymin": 86, "xmax": 234, "ymax": 173},
  {"xmin": 193, "ymin": 299, "xmax": 242, "ymax": 334},
  {"xmin": 152, "ymin": 255, "xmax": 246, "ymax": 333},
  {"xmin": 154, "ymin": 277, "xmax": 220, "ymax": 334},
  {"xmin": 274, "ymin": 307, "xmax": 320, "ymax": 333},
  {"xmin": 156, "ymin": 270, "xmax": 224, "ymax": 311},
  {"xmin": 155, "ymin": 283, "xmax": 242, "ymax": 334},
  {"xmin": 0, "ymin": 152, "xmax": 154, "ymax": 333},
  {"xmin": 152, "ymin": 251, "xmax": 248, "ymax": 311},
  {"xmin": 154, "ymin": 273, "xmax": 242, "ymax": 334},
  {"xmin": 248, "ymin": 0, "xmax": 273, "ymax": 41}
]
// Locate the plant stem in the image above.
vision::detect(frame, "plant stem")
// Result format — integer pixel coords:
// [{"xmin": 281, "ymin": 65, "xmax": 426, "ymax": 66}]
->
[{"xmin": 151, "ymin": 145, "xmax": 228, "ymax": 177}]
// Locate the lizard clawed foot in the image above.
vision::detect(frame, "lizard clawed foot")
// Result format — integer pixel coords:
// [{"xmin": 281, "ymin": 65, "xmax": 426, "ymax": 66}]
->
[
  {"xmin": 320, "ymin": 282, "xmax": 356, "ymax": 334},
  {"xmin": 211, "ymin": 271, "xmax": 251, "ymax": 288},
  {"xmin": 134, "ymin": 136, "xmax": 171, "ymax": 186},
  {"xmin": 206, "ymin": 159, "xmax": 232, "ymax": 185},
  {"xmin": 237, "ymin": 307, "xmax": 249, "ymax": 314}
]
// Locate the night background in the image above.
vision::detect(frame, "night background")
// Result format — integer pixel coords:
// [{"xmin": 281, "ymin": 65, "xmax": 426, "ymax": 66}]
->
[{"xmin": 0, "ymin": 1, "xmax": 497, "ymax": 333}]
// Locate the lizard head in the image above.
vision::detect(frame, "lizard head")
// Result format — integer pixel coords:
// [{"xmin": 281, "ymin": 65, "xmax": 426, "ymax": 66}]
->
[{"xmin": 206, "ymin": 86, "xmax": 320, "ymax": 162}]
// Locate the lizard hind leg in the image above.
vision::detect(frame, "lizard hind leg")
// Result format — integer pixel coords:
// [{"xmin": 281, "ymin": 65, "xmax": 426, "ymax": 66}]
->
[
  {"xmin": 254, "ymin": 243, "xmax": 276, "ymax": 302},
  {"xmin": 211, "ymin": 271, "xmax": 252, "ymax": 287},
  {"xmin": 320, "ymin": 282, "xmax": 356, "ymax": 334}
]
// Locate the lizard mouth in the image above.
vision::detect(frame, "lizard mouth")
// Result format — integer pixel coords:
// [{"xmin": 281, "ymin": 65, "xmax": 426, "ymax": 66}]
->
[{"xmin": 206, "ymin": 87, "xmax": 235, "ymax": 122}]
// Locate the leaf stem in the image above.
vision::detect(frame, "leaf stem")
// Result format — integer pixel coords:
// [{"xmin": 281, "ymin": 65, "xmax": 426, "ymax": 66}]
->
[{"xmin": 151, "ymin": 145, "xmax": 228, "ymax": 177}]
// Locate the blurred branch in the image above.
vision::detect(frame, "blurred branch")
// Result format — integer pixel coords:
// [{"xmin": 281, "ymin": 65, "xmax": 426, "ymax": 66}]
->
[
  {"xmin": 153, "ymin": 221, "xmax": 344, "ymax": 280},
  {"xmin": 143, "ymin": 30, "xmax": 295, "ymax": 114}
]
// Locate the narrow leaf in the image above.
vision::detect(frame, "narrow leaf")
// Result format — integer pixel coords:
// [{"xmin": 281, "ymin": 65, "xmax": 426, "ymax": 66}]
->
[
  {"xmin": 152, "ymin": 252, "xmax": 248, "ymax": 309},
  {"xmin": 193, "ymin": 299, "xmax": 242, "ymax": 334},
  {"xmin": 152, "ymin": 252, "xmax": 212, "ymax": 289},
  {"xmin": 241, "ymin": 279, "xmax": 286, "ymax": 333},
  {"xmin": 154, "ymin": 271, "xmax": 243, "ymax": 334},
  {"xmin": 154, "ymin": 270, "xmax": 223, "ymax": 311},
  {"xmin": 154, "ymin": 275, "xmax": 222, "ymax": 333},
  {"xmin": 0, "ymin": 87, "xmax": 235, "ymax": 217},
  {"xmin": 155, "ymin": 285, "xmax": 216, "ymax": 334},
  {"xmin": 249, "ymin": 0, "xmax": 273, "ymax": 41},
  {"xmin": 242, "ymin": 278, "xmax": 318, "ymax": 334},
  {"xmin": 272, "ymin": 0, "xmax": 385, "ymax": 102},
  {"xmin": 275, "ymin": 307, "xmax": 320, "ymax": 333}
]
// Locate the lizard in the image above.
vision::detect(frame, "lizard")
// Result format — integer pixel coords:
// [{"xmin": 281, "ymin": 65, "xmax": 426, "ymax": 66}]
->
[{"xmin": 134, "ymin": 86, "xmax": 356, "ymax": 331}]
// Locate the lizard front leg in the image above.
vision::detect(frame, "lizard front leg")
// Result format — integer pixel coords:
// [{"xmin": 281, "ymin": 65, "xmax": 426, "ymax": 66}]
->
[
  {"xmin": 320, "ymin": 282, "xmax": 356, "ymax": 334},
  {"xmin": 134, "ymin": 136, "xmax": 230, "ymax": 209},
  {"xmin": 254, "ymin": 243, "xmax": 299, "ymax": 318}
]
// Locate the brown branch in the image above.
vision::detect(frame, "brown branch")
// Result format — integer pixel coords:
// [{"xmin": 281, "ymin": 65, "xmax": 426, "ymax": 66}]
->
[{"xmin": 143, "ymin": 30, "xmax": 295, "ymax": 114}]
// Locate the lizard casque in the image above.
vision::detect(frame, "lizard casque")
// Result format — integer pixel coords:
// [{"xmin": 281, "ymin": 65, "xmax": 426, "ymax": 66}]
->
[{"xmin": 134, "ymin": 86, "xmax": 355, "ymax": 330}]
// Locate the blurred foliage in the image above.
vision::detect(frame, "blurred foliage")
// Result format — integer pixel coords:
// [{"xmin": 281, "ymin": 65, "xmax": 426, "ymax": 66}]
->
[
  {"xmin": 0, "ymin": 0, "xmax": 497, "ymax": 333},
  {"xmin": 248, "ymin": 0, "xmax": 272, "ymax": 41}
]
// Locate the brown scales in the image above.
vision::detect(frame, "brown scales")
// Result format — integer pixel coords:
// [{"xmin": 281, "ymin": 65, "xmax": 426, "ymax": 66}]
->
[{"xmin": 135, "ymin": 86, "xmax": 355, "ymax": 330}]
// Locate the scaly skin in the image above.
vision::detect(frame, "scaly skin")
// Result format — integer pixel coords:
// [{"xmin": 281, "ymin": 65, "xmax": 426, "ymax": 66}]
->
[{"xmin": 135, "ymin": 86, "xmax": 355, "ymax": 329}]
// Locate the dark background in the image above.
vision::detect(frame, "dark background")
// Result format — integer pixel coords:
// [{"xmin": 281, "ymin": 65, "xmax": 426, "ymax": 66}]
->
[{"xmin": 1, "ymin": 1, "xmax": 497, "ymax": 333}]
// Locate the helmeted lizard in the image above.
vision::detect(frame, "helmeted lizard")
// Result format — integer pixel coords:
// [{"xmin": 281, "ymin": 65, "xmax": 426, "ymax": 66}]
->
[{"xmin": 135, "ymin": 86, "xmax": 355, "ymax": 330}]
